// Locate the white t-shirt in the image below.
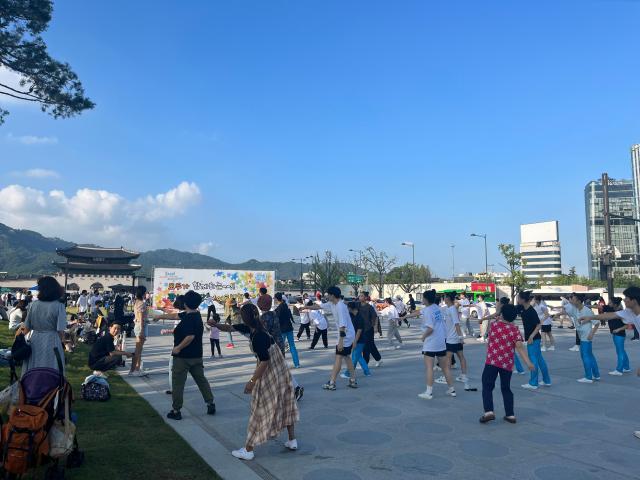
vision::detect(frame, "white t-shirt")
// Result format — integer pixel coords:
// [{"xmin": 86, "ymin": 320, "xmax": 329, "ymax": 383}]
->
[
  {"xmin": 534, "ymin": 302, "xmax": 552, "ymax": 326},
  {"xmin": 475, "ymin": 301, "xmax": 489, "ymax": 319},
  {"xmin": 443, "ymin": 305, "xmax": 461, "ymax": 344},
  {"xmin": 459, "ymin": 298, "xmax": 471, "ymax": 318},
  {"xmin": 394, "ymin": 300, "xmax": 407, "ymax": 315},
  {"xmin": 420, "ymin": 304, "xmax": 447, "ymax": 352},
  {"xmin": 300, "ymin": 310, "xmax": 311, "ymax": 325},
  {"xmin": 310, "ymin": 310, "xmax": 328, "ymax": 330},
  {"xmin": 8, "ymin": 308, "xmax": 23, "ymax": 331},
  {"xmin": 381, "ymin": 305, "xmax": 399, "ymax": 321},
  {"xmin": 563, "ymin": 302, "xmax": 596, "ymax": 341},
  {"xmin": 616, "ymin": 308, "xmax": 640, "ymax": 331},
  {"xmin": 320, "ymin": 300, "xmax": 355, "ymax": 347},
  {"xmin": 89, "ymin": 294, "xmax": 102, "ymax": 312},
  {"xmin": 76, "ymin": 295, "xmax": 88, "ymax": 312}
]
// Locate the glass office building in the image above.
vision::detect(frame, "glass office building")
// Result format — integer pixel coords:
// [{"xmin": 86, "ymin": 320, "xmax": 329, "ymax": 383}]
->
[{"xmin": 585, "ymin": 178, "xmax": 639, "ymax": 279}]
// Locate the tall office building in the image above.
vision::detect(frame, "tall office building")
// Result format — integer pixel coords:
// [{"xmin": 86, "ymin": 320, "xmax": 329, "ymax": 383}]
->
[
  {"xmin": 631, "ymin": 144, "xmax": 640, "ymax": 247},
  {"xmin": 520, "ymin": 221, "xmax": 562, "ymax": 281},
  {"xmin": 585, "ymin": 178, "xmax": 639, "ymax": 279}
]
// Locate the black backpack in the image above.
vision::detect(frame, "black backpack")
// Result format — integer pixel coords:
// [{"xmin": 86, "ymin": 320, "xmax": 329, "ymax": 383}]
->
[{"xmin": 10, "ymin": 333, "xmax": 31, "ymax": 364}]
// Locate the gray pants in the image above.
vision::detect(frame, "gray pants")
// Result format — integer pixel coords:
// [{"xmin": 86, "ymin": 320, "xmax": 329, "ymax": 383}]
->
[
  {"xmin": 387, "ymin": 319, "xmax": 402, "ymax": 346},
  {"xmin": 462, "ymin": 316, "xmax": 474, "ymax": 337},
  {"xmin": 171, "ymin": 357, "xmax": 214, "ymax": 411}
]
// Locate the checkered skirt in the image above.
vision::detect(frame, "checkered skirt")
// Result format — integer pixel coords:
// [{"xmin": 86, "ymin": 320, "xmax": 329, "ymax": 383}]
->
[{"xmin": 246, "ymin": 343, "xmax": 299, "ymax": 447}]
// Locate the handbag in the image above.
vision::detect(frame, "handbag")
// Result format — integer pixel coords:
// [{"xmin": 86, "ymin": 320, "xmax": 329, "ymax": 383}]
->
[
  {"xmin": 10, "ymin": 333, "xmax": 31, "ymax": 364},
  {"xmin": 49, "ymin": 393, "xmax": 76, "ymax": 458}
]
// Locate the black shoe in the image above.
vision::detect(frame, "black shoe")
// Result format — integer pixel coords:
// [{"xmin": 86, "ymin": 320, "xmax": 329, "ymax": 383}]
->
[
  {"xmin": 295, "ymin": 386, "xmax": 304, "ymax": 401},
  {"xmin": 207, "ymin": 403, "xmax": 216, "ymax": 415},
  {"xmin": 165, "ymin": 390, "xmax": 172, "ymax": 395},
  {"xmin": 167, "ymin": 410, "xmax": 182, "ymax": 421}
]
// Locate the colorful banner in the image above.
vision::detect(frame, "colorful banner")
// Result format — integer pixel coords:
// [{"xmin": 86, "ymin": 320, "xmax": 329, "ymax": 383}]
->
[{"xmin": 153, "ymin": 268, "xmax": 276, "ymax": 311}]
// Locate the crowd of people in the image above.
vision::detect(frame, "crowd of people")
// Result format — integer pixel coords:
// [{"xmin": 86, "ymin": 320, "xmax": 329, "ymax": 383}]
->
[{"xmin": 3, "ymin": 279, "xmax": 640, "ymax": 462}]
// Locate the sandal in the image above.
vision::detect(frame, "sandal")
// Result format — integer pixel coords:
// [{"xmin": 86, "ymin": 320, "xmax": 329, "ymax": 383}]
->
[
  {"xmin": 479, "ymin": 413, "xmax": 496, "ymax": 424},
  {"xmin": 503, "ymin": 416, "xmax": 517, "ymax": 424}
]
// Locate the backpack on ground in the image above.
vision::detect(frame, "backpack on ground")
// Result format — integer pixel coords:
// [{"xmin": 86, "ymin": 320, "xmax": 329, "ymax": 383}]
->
[
  {"xmin": 80, "ymin": 376, "xmax": 110, "ymax": 402},
  {"xmin": 1, "ymin": 389, "xmax": 56, "ymax": 474}
]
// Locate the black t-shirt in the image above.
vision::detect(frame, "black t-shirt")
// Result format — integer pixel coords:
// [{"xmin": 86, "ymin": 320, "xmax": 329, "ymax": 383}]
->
[
  {"xmin": 608, "ymin": 317, "xmax": 626, "ymax": 337},
  {"xmin": 358, "ymin": 303, "xmax": 376, "ymax": 332},
  {"xmin": 88, "ymin": 333, "xmax": 115, "ymax": 366},
  {"xmin": 350, "ymin": 313, "xmax": 367, "ymax": 344},
  {"xmin": 275, "ymin": 303, "xmax": 294, "ymax": 333},
  {"xmin": 519, "ymin": 305, "xmax": 541, "ymax": 341},
  {"xmin": 173, "ymin": 311, "xmax": 204, "ymax": 358}
]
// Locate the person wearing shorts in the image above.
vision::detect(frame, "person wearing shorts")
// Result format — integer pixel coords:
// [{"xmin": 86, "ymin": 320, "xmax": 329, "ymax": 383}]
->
[
  {"xmin": 438, "ymin": 292, "xmax": 469, "ymax": 387},
  {"xmin": 129, "ymin": 285, "xmax": 148, "ymax": 376},
  {"xmin": 408, "ymin": 290, "xmax": 455, "ymax": 400},
  {"xmin": 302, "ymin": 286, "xmax": 357, "ymax": 390}
]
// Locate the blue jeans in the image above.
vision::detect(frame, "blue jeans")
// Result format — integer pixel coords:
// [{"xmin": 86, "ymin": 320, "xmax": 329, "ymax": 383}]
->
[
  {"xmin": 281, "ymin": 331, "xmax": 299, "ymax": 367},
  {"xmin": 579, "ymin": 341, "xmax": 600, "ymax": 380},
  {"xmin": 342, "ymin": 342, "xmax": 370, "ymax": 376},
  {"xmin": 527, "ymin": 339, "xmax": 551, "ymax": 386},
  {"xmin": 612, "ymin": 334, "xmax": 630, "ymax": 372},
  {"xmin": 514, "ymin": 353, "xmax": 524, "ymax": 373}
]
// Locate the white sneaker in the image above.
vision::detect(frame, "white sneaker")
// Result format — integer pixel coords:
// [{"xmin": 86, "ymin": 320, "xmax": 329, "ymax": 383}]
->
[
  {"xmin": 569, "ymin": 346, "xmax": 580, "ymax": 352},
  {"xmin": 395, "ymin": 345, "xmax": 402, "ymax": 350},
  {"xmin": 375, "ymin": 361, "xmax": 383, "ymax": 368},
  {"xmin": 609, "ymin": 370, "xmax": 623, "ymax": 376},
  {"xmin": 593, "ymin": 377, "xmax": 601, "ymax": 381},
  {"xmin": 476, "ymin": 337, "xmax": 486, "ymax": 343},
  {"xmin": 339, "ymin": 372, "xmax": 351, "ymax": 379},
  {"xmin": 577, "ymin": 378, "xmax": 593, "ymax": 384},
  {"xmin": 418, "ymin": 390, "xmax": 433, "ymax": 400},
  {"xmin": 521, "ymin": 384, "xmax": 538, "ymax": 390},
  {"xmin": 446, "ymin": 387, "xmax": 456, "ymax": 397},
  {"xmin": 435, "ymin": 376, "xmax": 447, "ymax": 384},
  {"xmin": 541, "ymin": 346, "xmax": 547, "ymax": 352},
  {"xmin": 232, "ymin": 448, "xmax": 254, "ymax": 460},
  {"xmin": 284, "ymin": 439, "xmax": 298, "ymax": 451},
  {"xmin": 634, "ymin": 431, "xmax": 640, "ymax": 440},
  {"xmin": 547, "ymin": 346, "xmax": 555, "ymax": 351},
  {"xmin": 517, "ymin": 371, "xmax": 527, "ymax": 375},
  {"xmin": 623, "ymin": 369, "xmax": 632, "ymax": 373},
  {"xmin": 434, "ymin": 365, "xmax": 442, "ymax": 372},
  {"xmin": 538, "ymin": 381, "xmax": 551, "ymax": 387},
  {"xmin": 455, "ymin": 375, "xmax": 468, "ymax": 383}
]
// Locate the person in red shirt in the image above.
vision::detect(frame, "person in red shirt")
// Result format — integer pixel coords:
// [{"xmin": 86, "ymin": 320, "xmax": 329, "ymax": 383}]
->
[{"xmin": 480, "ymin": 304, "xmax": 534, "ymax": 424}]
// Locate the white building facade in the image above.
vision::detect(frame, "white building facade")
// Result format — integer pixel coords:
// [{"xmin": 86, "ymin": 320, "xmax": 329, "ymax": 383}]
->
[{"xmin": 520, "ymin": 221, "xmax": 562, "ymax": 281}]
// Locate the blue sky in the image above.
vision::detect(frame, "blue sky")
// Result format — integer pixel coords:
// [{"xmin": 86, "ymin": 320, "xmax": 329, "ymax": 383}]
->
[{"xmin": 1, "ymin": 0, "xmax": 639, "ymax": 277}]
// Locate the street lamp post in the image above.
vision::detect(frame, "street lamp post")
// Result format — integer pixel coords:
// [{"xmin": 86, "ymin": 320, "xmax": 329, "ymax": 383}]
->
[
  {"xmin": 471, "ymin": 233, "xmax": 488, "ymax": 281},
  {"xmin": 450, "ymin": 244, "xmax": 455, "ymax": 280},
  {"xmin": 292, "ymin": 256, "xmax": 312, "ymax": 295},
  {"xmin": 401, "ymin": 242, "xmax": 416, "ymax": 287}
]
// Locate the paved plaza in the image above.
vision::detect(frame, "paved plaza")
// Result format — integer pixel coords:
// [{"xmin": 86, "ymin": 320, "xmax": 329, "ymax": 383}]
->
[{"xmin": 124, "ymin": 321, "xmax": 639, "ymax": 480}]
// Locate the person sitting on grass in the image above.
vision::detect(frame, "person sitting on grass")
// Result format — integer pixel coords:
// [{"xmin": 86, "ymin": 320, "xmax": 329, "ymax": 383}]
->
[{"xmin": 88, "ymin": 323, "xmax": 133, "ymax": 376}]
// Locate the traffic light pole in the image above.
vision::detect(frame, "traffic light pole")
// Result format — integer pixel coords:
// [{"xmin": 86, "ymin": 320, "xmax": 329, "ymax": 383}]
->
[{"xmin": 602, "ymin": 173, "xmax": 615, "ymax": 300}]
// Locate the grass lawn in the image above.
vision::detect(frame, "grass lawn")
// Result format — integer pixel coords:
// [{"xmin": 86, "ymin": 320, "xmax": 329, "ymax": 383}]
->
[{"xmin": 0, "ymin": 315, "xmax": 221, "ymax": 480}]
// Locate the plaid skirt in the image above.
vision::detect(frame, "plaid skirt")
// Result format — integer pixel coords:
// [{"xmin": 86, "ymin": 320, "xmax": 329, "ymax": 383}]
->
[{"xmin": 246, "ymin": 344, "xmax": 299, "ymax": 447}]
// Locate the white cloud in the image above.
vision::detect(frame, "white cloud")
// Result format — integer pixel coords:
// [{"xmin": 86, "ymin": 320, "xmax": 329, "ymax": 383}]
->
[
  {"xmin": 10, "ymin": 169, "xmax": 61, "ymax": 179},
  {"xmin": 0, "ymin": 182, "xmax": 202, "ymax": 250},
  {"xmin": 195, "ymin": 241, "xmax": 216, "ymax": 255},
  {"xmin": 6, "ymin": 133, "xmax": 58, "ymax": 145}
]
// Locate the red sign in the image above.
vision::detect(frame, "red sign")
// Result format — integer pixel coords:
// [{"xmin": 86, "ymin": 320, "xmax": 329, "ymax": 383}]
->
[{"xmin": 471, "ymin": 282, "xmax": 496, "ymax": 293}]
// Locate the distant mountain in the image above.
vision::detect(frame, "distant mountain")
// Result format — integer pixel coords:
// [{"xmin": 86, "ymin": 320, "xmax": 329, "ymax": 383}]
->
[{"xmin": 0, "ymin": 223, "xmax": 307, "ymax": 279}]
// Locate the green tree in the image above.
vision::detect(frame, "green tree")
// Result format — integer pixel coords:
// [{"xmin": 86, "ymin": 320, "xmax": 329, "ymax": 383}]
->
[
  {"xmin": 363, "ymin": 246, "xmax": 396, "ymax": 298},
  {"xmin": 0, "ymin": 0, "xmax": 94, "ymax": 124},
  {"xmin": 498, "ymin": 243, "xmax": 528, "ymax": 301},
  {"xmin": 308, "ymin": 251, "xmax": 343, "ymax": 294},
  {"xmin": 386, "ymin": 263, "xmax": 432, "ymax": 294}
]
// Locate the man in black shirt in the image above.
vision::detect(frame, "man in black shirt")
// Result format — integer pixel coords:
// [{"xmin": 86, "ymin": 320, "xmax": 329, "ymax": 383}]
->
[
  {"xmin": 517, "ymin": 291, "xmax": 551, "ymax": 391},
  {"xmin": 275, "ymin": 293, "xmax": 300, "ymax": 368},
  {"xmin": 358, "ymin": 293, "xmax": 382, "ymax": 367},
  {"xmin": 167, "ymin": 291, "xmax": 216, "ymax": 421},
  {"xmin": 88, "ymin": 323, "xmax": 132, "ymax": 374}
]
